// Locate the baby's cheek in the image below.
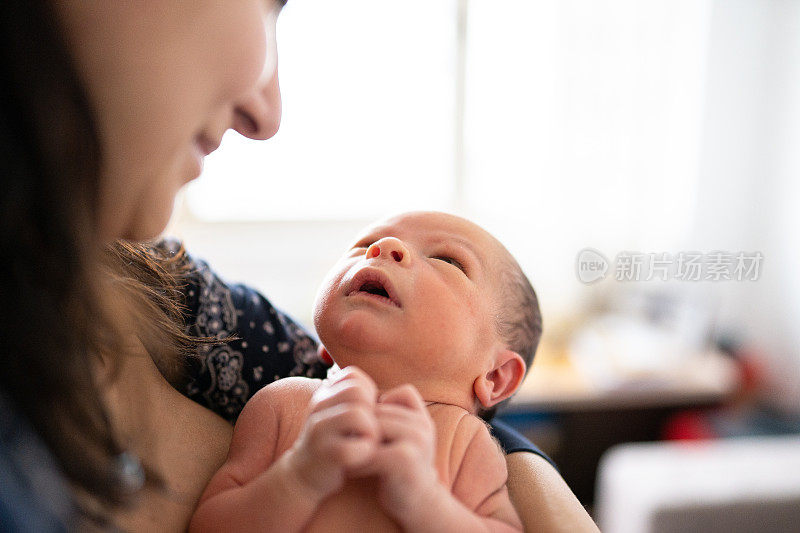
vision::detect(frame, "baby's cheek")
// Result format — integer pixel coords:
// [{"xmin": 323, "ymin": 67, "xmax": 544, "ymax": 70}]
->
[
  {"xmin": 312, "ymin": 285, "xmax": 337, "ymax": 334},
  {"xmin": 313, "ymin": 265, "xmax": 348, "ymax": 318},
  {"xmin": 467, "ymin": 299, "xmax": 499, "ymax": 352}
]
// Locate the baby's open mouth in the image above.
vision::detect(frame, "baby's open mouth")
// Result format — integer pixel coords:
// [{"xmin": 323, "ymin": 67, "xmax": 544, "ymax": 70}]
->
[
  {"xmin": 359, "ymin": 280, "xmax": 390, "ymax": 299},
  {"xmin": 347, "ymin": 269, "xmax": 401, "ymax": 308}
]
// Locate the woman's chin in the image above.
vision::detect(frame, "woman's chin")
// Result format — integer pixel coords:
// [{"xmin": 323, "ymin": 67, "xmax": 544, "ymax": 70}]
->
[{"xmin": 120, "ymin": 213, "xmax": 172, "ymax": 242}]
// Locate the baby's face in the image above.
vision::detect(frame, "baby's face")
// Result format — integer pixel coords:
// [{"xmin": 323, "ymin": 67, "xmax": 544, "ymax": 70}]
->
[{"xmin": 313, "ymin": 212, "xmax": 509, "ymax": 404}]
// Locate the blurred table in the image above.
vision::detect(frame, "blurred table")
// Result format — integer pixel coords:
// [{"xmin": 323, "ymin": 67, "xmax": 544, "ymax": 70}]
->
[
  {"xmin": 500, "ymin": 350, "xmax": 741, "ymax": 508},
  {"xmin": 510, "ymin": 350, "xmax": 740, "ymax": 411}
]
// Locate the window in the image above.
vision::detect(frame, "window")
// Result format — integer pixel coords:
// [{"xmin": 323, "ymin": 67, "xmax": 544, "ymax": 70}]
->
[{"xmin": 186, "ymin": 0, "xmax": 459, "ymax": 220}]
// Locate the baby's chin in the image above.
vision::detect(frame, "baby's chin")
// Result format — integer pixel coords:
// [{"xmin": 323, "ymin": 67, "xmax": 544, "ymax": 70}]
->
[{"xmin": 317, "ymin": 308, "xmax": 399, "ymax": 355}]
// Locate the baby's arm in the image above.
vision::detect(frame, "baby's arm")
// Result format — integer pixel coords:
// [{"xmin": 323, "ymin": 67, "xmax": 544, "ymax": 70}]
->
[
  {"xmin": 189, "ymin": 380, "xmax": 319, "ymax": 532},
  {"xmin": 190, "ymin": 369, "xmax": 380, "ymax": 533},
  {"xmin": 449, "ymin": 417, "xmax": 523, "ymax": 531},
  {"xmin": 401, "ymin": 414, "xmax": 522, "ymax": 532}
]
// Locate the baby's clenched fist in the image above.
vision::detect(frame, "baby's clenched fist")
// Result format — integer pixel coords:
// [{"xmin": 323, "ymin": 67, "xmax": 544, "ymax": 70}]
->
[{"xmin": 286, "ymin": 366, "xmax": 380, "ymax": 498}]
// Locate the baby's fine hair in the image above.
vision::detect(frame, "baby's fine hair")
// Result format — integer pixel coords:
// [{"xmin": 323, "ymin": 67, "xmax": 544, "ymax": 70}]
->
[{"xmin": 479, "ymin": 254, "xmax": 542, "ymax": 421}]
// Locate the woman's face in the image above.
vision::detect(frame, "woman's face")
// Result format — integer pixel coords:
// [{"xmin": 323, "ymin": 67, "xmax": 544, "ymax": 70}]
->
[{"xmin": 55, "ymin": 0, "xmax": 284, "ymax": 240}]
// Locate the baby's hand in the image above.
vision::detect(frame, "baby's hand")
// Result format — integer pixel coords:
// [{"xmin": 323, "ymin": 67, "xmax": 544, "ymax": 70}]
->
[
  {"xmin": 285, "ymin": 366, "xmax": 380, "ymax": 500},
  {"xmin": 351, "ymin": 384, "xmax": 441, "ymax": 523}
]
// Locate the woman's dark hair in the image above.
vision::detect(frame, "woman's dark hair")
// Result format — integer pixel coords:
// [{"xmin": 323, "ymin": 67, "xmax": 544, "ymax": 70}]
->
[{"xmin": 0, "ymin": 0, "xmax": 211, "ymax": 523}]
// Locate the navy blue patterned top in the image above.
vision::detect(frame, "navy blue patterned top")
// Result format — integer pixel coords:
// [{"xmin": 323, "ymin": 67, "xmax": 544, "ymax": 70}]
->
[{"xmin": 175, "ymin": 248, "xmax": 327, "ymax": 422}]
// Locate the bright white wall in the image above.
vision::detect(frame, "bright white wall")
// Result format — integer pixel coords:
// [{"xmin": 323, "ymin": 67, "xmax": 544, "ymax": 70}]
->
[
  {"xmin": 690, "ymin": 0, "xmax": 800, "ymax": 410},
  {"xmin": 459, "ymin": 0, "xmax": 711, "ymax": 319},
  {"xmin": 186, "ymin": 0, "xmax": 458, "ymax": 220}
]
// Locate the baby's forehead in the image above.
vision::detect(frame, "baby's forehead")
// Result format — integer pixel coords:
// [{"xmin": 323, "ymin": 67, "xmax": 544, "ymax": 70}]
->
[
  {"xmin": 359, "ymin": 211, "xmax": 508, "ymax": 263},
  {"xmin": 364, "ymin": 212, "xmax": 475, "ymax": 240}
]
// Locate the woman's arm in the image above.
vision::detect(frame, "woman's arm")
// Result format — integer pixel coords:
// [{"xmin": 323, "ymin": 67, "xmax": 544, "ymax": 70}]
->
[
  {"xmin": 489, "ymin": 420, "xmax": 598, "ymax": 531},
  {"xmin": 505, "ymin": 452, "xmax": 599, "ymax": 533}
]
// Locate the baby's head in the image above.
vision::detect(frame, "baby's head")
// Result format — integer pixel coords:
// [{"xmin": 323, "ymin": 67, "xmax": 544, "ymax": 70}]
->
[{"xmin": 313, "ymin": 211, "xmax": 541, "ymax": 417}]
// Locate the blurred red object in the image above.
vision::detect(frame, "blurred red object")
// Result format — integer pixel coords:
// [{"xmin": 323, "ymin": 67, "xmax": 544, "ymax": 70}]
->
[{"xmin": 662, "ymin": 410, "xmax": 717, "ymax": 441}]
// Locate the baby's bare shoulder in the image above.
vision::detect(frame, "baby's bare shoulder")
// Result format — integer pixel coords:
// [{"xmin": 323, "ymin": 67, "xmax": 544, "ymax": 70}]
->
[
  {"xmin": 250, "ymin": 376, "xmax": 323, "ymax": 404},
  {"xmin": 258, "ymin": 375, "xmax": 324, "ymax": 396},
  {"xmin": 427, "ymin": 405, "xmax": 497, "ymax": 449},
  {"xmin": 452, "ymin": 412, "xmax": 503, "ymax": 465},
  {"xmin": 426, "ymin": 406, "xmax": 503, "ymax": 477},
  {"xmin": 450, "ymin": 418, "xmax": 519, "ymax": 526},
  {"xmin": 232, "ymin": 377, "xmax": 324, "ymax": 459},
  {"xmin": 249, "ymin": 376, "xmax": 323, "ymax": 418}
]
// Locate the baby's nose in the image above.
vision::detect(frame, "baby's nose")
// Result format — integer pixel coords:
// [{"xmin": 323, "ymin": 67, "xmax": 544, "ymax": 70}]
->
[{"xmin": 365, "ymin": 238, "xmax": 409, "ymax": 264}]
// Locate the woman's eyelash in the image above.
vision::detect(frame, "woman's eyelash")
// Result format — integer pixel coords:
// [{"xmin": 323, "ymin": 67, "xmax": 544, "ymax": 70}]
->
[{"xmin": 432, "ymin": 256, "xmax": 465, "ymax": 273}]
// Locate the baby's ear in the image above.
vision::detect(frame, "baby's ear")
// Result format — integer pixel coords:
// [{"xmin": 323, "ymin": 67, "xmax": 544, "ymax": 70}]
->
[
  {"xmin": 318, "ymin": 345, "xmax": 334, "ymax": 366},
  {"xmin": 473, "ymin": 349, "xmax": 526, "ymax": 409}
]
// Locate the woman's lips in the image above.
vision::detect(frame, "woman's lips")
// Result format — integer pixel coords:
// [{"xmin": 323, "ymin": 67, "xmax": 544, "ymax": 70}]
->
[
  {"xmin": 190, "ymin": 135, "xmax": 221, "ymax": 180},
  {"xmin": 194, "ymin": 134, "xmax": 221, "ymax": 157},
  {"xmin": 346, "ymin": 267, "xmax": 402, "ymax": 308}
]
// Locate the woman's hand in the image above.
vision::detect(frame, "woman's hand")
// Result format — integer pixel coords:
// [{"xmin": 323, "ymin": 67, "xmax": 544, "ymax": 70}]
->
[
  {"xmin": 284, "ymin": 366, "xmax": 381, "ymax": 500},
  {"xmin": 351, "ymin": 384, "xmax": 441, "ymax": 524}
]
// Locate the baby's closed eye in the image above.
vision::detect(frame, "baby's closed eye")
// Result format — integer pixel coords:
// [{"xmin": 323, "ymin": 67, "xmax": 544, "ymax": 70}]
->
[{"xmin": 431, "ymin": 256, "xmax": 466, "ymax": 274}]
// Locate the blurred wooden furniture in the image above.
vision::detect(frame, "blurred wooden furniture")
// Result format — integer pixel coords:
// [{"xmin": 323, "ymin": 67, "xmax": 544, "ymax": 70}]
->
[
  {"xmin": 512, "ymin": 349, "xmax": 739, "ymax": 411},
  {"xmin": 500, "ymin": 349, "xmax": 741, "ymax": 507}
]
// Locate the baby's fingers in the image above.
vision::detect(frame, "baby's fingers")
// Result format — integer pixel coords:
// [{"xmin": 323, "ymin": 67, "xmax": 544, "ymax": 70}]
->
[
  {"xmin": 294, "ymin": 404, "xmax": 379, "ymax": 484},
  {"xmin": 311, "ymin": 366, "xmax": 378, "ymax": 413},
  {"xmin": 328, "ymin": 365, "xmax": 378, "ymax": 392},
  {"xmin": 311, "ymin": 380, "xmax": 377, "ymax": 415},
  {"xmin": 307, "ymin": 404, "xmax": 379, "ymax": 445},
  {"xmin": 288, "ymin": 403, "xmax": 379, "ymax": 497},
  {"xmin": 375, "ymin": 403, "xmax": 434, "ymax": 441},
  {"xmin": 378, "ymin": 383, "xmax": 427, "ymax": 412},
  {"xmin": 325, "ymin": 436, "xmax": 377, "ymax": 471}
]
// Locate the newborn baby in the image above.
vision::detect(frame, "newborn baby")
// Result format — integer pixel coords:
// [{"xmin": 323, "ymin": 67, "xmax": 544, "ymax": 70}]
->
[{"xmin": 190, "ymin": 212, "xmax": 541, "ymax": 532}]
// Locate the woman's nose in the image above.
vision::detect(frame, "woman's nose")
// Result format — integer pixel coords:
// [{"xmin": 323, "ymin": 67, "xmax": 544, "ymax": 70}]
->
[
  {"xmin": 232, "ymin": 63, "xmax": 282, "ymax": 140},
  {"xmin": 230, "ymin": 4, "xmax": 282, "ymax": 141},
  {"xmin": 365, "ymin": 238, "xmax": 410, "ymax": 265}
]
